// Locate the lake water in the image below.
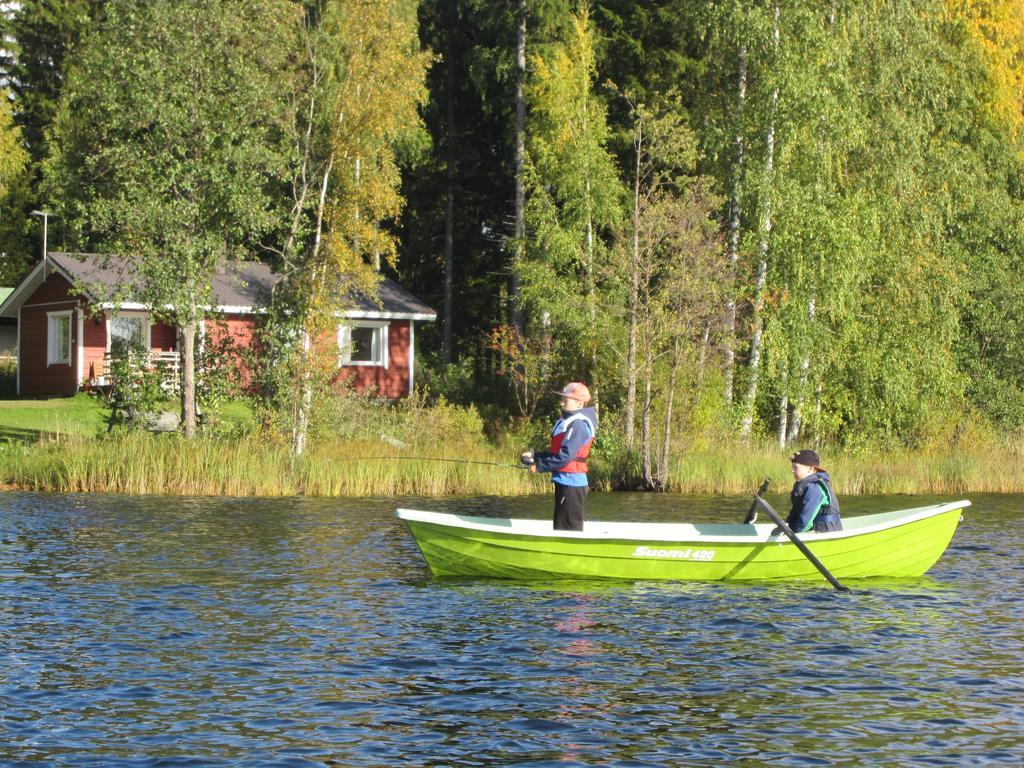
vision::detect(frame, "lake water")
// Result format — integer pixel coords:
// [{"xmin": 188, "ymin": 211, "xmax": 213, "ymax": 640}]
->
[{"xmin": 0, "ymin": 491, "xmax": 1021, "ymax": 767}]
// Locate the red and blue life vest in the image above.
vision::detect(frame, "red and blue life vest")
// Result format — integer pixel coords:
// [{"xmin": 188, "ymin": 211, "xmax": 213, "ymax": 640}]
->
[{"xmin": 550, "ymin": 412, "xmax": 595, "ymax": 474}]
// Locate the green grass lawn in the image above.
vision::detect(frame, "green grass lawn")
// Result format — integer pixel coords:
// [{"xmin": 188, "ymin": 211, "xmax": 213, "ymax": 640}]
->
[
  {"xmin": 0, "ymin": 393, "xmax": 109, "ymax": 441},
  {"xmin": 0, "ymin": 393, "xmax": 254, "ymax": 442}
]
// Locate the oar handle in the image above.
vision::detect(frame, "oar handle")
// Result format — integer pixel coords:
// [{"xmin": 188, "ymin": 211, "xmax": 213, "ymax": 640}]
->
[
  {"xmin": 743, "ymin": 478, "xmax": 771, "ymax": 524},
  {"xmin": 754, "ymin": 494, "xmax": 850, "ymax": 592}
]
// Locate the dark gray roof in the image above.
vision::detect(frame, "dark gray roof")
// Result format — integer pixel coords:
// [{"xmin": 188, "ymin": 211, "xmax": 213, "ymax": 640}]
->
[
  {"xmin": 48, "ymin": 251, "xmax": 142, "ymax": 295},
  {"xmin": 45, "ymin": 252, "xmax": 435, "ymax": 318}
]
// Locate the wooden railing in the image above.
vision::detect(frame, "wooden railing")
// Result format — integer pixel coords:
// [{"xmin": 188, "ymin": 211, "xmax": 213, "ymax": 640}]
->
[{"xmin": 95, "ymin": 350, "xmax": 181, "ymax": 391}]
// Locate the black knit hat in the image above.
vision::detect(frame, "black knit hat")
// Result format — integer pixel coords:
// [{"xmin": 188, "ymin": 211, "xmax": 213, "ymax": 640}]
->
[{"xmin": 790, "ymin": 449, "xmax": 821, "ymax": 468}]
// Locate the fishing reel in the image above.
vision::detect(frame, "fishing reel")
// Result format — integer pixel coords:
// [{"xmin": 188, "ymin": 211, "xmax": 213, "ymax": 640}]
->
[{"xmin": 519, "ymin": 450, "xmax": 535, "ymax": 467}]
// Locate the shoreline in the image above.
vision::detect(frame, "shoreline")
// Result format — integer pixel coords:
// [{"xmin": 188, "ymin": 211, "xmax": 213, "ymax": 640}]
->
[{"xmin": 1, "ymin": 433, "xmax": 1018, "ymax": 496}]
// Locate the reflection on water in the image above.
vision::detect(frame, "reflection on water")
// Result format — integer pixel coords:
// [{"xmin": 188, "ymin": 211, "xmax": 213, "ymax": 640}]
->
[{"xmin": 0, "ymin": 491, "xmax": 1021, "ymax": 766}]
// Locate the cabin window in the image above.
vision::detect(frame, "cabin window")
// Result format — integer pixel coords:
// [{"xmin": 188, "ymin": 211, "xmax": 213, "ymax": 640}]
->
[
  {"xmin": 109, "ymin": 312, "xmax": 150, "ymax": 357},
  {"xmin": 47, "ymin": 311, "xmax": 73, "ymax": 366},
  {"xmin": 338, "ymin": 322, "xmax": 388, "ymax": 367}
]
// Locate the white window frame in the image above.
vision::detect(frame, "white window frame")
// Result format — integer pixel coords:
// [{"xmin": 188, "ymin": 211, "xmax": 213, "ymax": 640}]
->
[
  {"xmin": 106, "ymin": 310, "xmax": 152, "ymax": 356},
  {"xmin": 47, "ymin": 310, "xmax": 73, "ymax": 366},
  {"xmin": 338, "ymin": 321, "xmax": 389, "ymax": 367}
]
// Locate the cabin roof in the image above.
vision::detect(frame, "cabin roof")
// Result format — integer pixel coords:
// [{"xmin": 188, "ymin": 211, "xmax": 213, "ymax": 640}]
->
[{"xmin": 0, "ymin": 252, "xmax": 436, "ymax": 320}]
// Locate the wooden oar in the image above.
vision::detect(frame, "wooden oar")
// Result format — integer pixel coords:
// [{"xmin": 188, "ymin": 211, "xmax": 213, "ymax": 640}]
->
[
  {"xmin": 754, "ymin": 494, "xmax": 851, "ymax": 592},
  {"xmin": 743, "ymin": 478, "xmax": 771, "ymax": 524}
]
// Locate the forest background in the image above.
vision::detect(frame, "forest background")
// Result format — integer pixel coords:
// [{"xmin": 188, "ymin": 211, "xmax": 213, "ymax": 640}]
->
[{"xmin": 1, "ymin": 0, "xmax": 1023, "ymax": 495}]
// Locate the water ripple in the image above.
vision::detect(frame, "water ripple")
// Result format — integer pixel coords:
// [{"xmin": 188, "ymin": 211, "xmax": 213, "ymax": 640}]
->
[{"xmin": 0, "ymin": 491, "xmax": 1021, "ymax": 766}]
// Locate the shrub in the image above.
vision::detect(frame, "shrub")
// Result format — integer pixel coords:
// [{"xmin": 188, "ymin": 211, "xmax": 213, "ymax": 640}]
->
[
  {"xmin": 0, "ymin": 357, "xmax": 15, "ymax": 397},
  {"xmin": 196, "ymin": 320, "xmax": 246, "ymax": 430},
  {"xmin": 105, "ymin": 345, "xmax": 168, "ymax": 429}
]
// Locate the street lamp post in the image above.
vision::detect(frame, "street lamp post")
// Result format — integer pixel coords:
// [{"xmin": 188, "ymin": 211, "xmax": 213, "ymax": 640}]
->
[{"xmin": 30, "ymin": 210, "xmax": 49, "ymax": 264}]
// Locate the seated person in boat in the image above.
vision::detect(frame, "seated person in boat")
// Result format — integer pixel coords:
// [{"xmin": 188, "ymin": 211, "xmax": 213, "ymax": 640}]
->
[
  {"xmin": 783, "ymin": 449, "xmax": 842, "ymax": 534},
  {"xmin": 520, "ymin": 382, "xmax": 597, "ymax": 532}
]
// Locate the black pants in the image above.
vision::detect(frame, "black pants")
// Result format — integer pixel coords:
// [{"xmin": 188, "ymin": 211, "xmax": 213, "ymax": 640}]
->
[{"xmin": 553, "ymin": 483, "xmax": 587, "ymax": 531}]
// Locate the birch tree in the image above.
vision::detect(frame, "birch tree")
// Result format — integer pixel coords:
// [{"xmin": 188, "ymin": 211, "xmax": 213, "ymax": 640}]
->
[
  {"xmin": 47, "ymin": 0, "xmax": 298, "ymax": 437},
  {"xmin": 266, "ymin": 0, "xmax": 430, "ymax": 455},
  {"xmin": 625, "ymin": 97, "xmax": 722, "ymax": 487},
  {"xmin": 521, "ymin": 2, "xmax": 623, "ymax": 404},
  {"xmin": 738, "ymin": 0, "xmax": 779, "ymax": 442}
]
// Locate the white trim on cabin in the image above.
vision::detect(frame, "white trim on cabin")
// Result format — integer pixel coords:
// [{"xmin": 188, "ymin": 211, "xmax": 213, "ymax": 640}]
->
[
  {"xmin": 76, "ymin": 310, "xmax": 84, "ymax": 385},
  {"xmin": 95, "ymin": 301, "xmax": 436, "ymax": 321},
  {"xmin": 21, "ymin": 299, "xmax": 81, "ymax": 310},
  {"xmin": 344, "ymin": 310, "xmax": 436, "ymax": 321},
  {"xmin": 105, "ymin": 309, "xmax": 152, "ymax": 355},
  {"xmin": 15, "ymin": 305, "xmax": 21, "ymax": 395},
  {"xmin": 46, "ymin": 310, "xmax": 73, "ymax": 366},
  {"xmin": 338, "ymin": 320, "xmax": 389, "ymax": 368},
  {"xmin": 408, "ymin": 320, "xmax": 415, "ymax": 395},
  {"xmin": 0, "ymin": 259, "xmax": 47, "ymax": 318}
]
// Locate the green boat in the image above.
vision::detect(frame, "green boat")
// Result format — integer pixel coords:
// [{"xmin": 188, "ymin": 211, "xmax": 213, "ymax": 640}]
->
[{"xmin": 397, "ymin": 500, "xmax": 969, "ymax": 582}]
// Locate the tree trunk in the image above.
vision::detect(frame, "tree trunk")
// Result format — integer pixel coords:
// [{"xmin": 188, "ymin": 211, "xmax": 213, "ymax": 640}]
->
[
  {"xmin": 739, "ymin": 4, "xmax": 779, "ymax": 442},
  {"xmin": 442, "ymin": 14, "xmax": 456, "ymax": 364},
  {"xmin": 625, "ymin": 119, "xmax": 642, "ymax": 450},
  {"xmin": 697, "ymin": 321, "xmax": 711, "ymax": 388},
  {"xmin": 293, "ymin": 330, "xmax": 312, "ymax": 457},
  {"xmin": 739, "ymin": 253, "xmax": 769, "ymax": 439},
  {"xmin": 511, "ymin": 0, "xmax": 526, "ymax": 333},
  {"xmin": 789, "ymin": 7, "xmax": 833, "ymax": 445},
  {"xmin": 639, "ymin": 315, "xmax": 656, "ymax": 490},
  {"xmin": 777, "ymin": 366, "xmax": 789, "ymax": 449},
  {"xmin": 723, "ymin": 44, "xmax": 747, "ymax": 406},
  {"xmin": 585, "ymin": 179, "xmax": 599, "ymax": 415},
  {"xmin": 787, "ymin": 296, "xmax": 815, "ymax": 443},
  {"xmin": 292, "ymin": 159, "xmax": 333, "ymax": 457},
  {"xmin": 659, "ymin": 336, "xmax": 683, "ymax": 490},
  {"xmin": 815, "ymin": 382, "xmax": 823, "ymax": 436},
  {"xmin": 179, "ymin": 318, "xmax": 198, "ymax": 439},
  {"xmin": 641, "ymin": 363, "xmax": 654, "ymax": 490}
]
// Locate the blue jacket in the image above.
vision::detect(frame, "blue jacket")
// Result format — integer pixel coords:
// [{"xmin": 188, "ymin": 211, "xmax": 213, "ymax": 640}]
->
[
  {"xmin": 533, "ymin": 407, "xmax": 597, "ymax": 487},
  {"xmin": 788, "ymin": 470, "xmax": 842, "ymax": 533}
]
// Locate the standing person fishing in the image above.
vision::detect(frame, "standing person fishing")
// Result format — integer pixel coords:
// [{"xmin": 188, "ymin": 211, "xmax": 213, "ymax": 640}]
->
[{"xmin": 520, "ymin": 382, "xmax": 597, "ymax": 531}]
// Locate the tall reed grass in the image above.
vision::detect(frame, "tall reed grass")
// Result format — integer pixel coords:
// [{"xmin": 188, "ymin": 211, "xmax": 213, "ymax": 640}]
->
[
  {"xmin": 0, "ymin": 432, "xmax": 546, "ymax": 496},
  {"xmin": 666, "ymin": 444, "xmax": 1024, "ymax": 495},
  {"xmin": 2, "ymin": 430, "xmax": 1021, "ymax": 496}
]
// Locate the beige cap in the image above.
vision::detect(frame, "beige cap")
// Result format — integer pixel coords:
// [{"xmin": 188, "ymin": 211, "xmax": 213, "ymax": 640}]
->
[{"xmin": 554, "ymin": 382, "xmax": 591, "ymax": 403}]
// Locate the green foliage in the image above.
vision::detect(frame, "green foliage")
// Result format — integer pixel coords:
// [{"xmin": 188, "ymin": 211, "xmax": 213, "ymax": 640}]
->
[
  {"xmin": 45, "ymin": 0, "xmax": 299, "ymax": 436},
  {"xmin": 0, "ymin": 0, "xmax": 98, "ymax": 166},
  {"xmin": 683, "ymin": 0, "xmax": 1024, "ymax": 448},
  {"xmin": 0, "ymin": 88, "xmax": 33, "ymax": 284},
  {"xmin": 243, "ymin": 308, "xmax": 338, "ymax": 449},
  {"xmin": 195, "ymin": 322, "xmax": 246, "ymax": 430},
  {"xmin": 0, "ymin": 91, "xmax": 27, "ymax": 200},
  {"xmin": 2, "ymin": 0, "xmax": 1021, "ymax": 461},
  {"xmin": 486, "ymin": 323, "xmax": 559, "ymax": 419},
  {"xmin": 522, "ymin": 3, "xmax": 625, "ymax": 391},
  {"xmin": 105, "ymin": 345, "xmax": 169, "ymax": 430},
  {"xmin": 47, "ymin": 0, "xmax": 298, "ymax": 319},
  {"xmin": 0, "ymin": 357, "xmax": 16, "ymax": 397},
  {"xmin": 262, "ymin": 0, "xmax": 431, "ymax": 454},
  {"xmin": 414, "ymin": 354, "xmax": 479, "ymax": 406}
]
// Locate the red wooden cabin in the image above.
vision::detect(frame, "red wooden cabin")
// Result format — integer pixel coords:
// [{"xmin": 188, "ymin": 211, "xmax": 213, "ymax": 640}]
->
[{"xmin": 0, "ymin": 252, "xmax": 436, "ymax": 398}]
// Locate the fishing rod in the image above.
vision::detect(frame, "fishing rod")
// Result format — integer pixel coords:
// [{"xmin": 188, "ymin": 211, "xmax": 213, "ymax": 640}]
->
[
  {"xmin": 334, "ymin": 455, "xmax": 531, "ymax": 470},
  {"xmin": 124, "ymin": 445, "xmax": 532, "ymax": 545}
]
